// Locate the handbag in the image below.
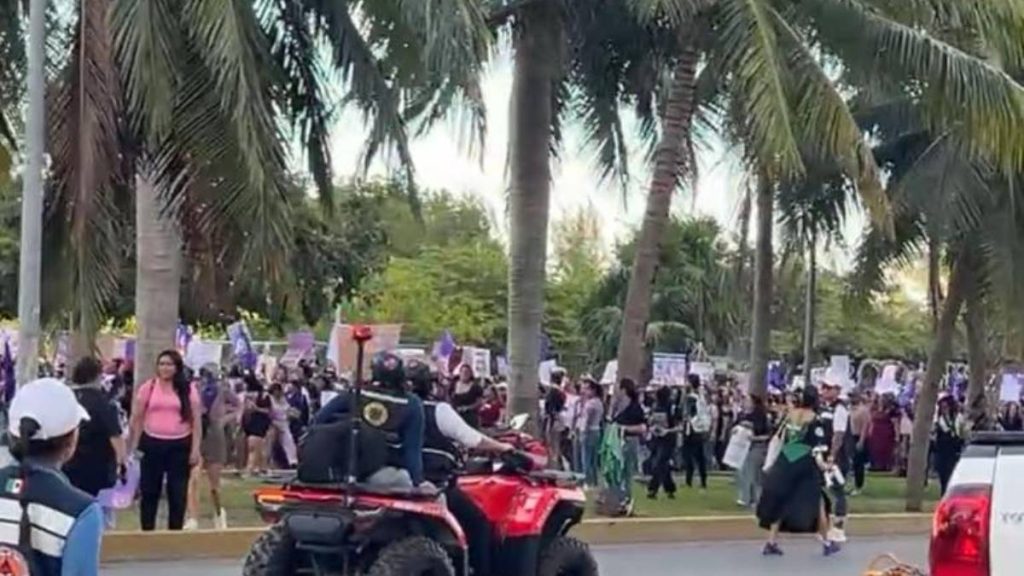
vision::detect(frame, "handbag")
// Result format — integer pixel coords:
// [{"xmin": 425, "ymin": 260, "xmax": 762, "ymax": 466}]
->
[{"xmin": 762, "ymin": 422, "xmax": 786, "ymax": 472}]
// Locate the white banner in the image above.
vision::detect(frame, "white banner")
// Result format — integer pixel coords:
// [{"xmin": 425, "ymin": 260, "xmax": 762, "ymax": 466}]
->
[{"xmin": 653, "ymin": 353, "xmax": 689, "ymax": 385}]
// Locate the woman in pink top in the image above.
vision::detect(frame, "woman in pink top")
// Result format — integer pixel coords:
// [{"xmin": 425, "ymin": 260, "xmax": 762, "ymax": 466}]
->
[{"xmin": 127, "ymin": 350, "xmax": 201, "ymax": 531}]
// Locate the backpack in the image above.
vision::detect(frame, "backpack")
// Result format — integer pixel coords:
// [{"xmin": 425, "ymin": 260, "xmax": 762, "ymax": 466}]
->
[{"xmin": 296, "ymin": 419, "xmax": 389, "ymax": 484}]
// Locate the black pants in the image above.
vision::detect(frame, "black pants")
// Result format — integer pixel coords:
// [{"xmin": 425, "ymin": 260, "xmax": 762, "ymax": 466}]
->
[
  {"xmin": 683, "ymin": 433, "xmax": 707, "ymax": 488},
  {"xmin": 139, "ymin": 434, "xmax": 192, "ymax": 531},
  {"xmin": 852, "ymin": 436, "xmax": 868, "ymax": 490},
  {"xmin": 647, "ymin": 437, "xmax": 677, "ymax": 497},
  {"xmin": 934, "ymin": 450, "xmax": 960, "ymax": 496},
  {"xmin": 446, "ymin": 484, "xmax": 491, "ymax": 576}
]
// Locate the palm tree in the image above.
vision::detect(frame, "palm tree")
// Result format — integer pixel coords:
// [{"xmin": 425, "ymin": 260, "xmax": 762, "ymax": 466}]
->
[
  {"xmin": 615, "ymin": 0, "xmax": 1024, "ymax": 398},
  {"xmin": 850, "ymin": 93, "xmax": 1024, "ymax": 509},
  {"xmin": 45, "ymin": 0, "xmax": 490, "ymax": 381},
  {"xmin": 491, "ymin": 0, "xmax": 669, "ymax": 417}
]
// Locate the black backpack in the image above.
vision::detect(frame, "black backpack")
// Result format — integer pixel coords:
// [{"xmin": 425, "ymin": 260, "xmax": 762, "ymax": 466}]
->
[{"xmin": 297, "ymin": 419, "xmax": 389, "ymax": 484}]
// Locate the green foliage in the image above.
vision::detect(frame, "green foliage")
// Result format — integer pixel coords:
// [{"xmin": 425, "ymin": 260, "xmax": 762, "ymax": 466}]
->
[
  {"xmin": 0, "ymin": 179, "xmax": 17, "ymax": 318},
  {"xmin": 343, "ymin": 190, "xmax": 508, "ymax": 346}
]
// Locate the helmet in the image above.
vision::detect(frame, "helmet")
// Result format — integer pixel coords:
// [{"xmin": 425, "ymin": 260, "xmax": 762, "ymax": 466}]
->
[
  {"xmin": 371, "ymin": 352, "xmax": 405, "ymax": 390},
  {"xmin": 406, "ymin": 359, "xmax": 433, "ymax": 399}
]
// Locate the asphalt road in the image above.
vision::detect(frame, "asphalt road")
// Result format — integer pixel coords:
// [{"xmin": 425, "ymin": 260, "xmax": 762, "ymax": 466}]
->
[{"xmin": 102, "ymin": 536, "xmax": 927, "ymax": 575}]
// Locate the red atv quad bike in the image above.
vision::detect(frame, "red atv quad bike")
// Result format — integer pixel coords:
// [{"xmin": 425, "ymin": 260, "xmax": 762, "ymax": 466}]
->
[{"xmin": 242, "ymin": 327, "xmax": 596, "ymax": 576}]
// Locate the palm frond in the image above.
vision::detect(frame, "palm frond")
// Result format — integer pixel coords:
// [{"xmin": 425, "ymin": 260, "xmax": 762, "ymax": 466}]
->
[
  {"xmin": 267, "ymin": 0, "xmax": 335, "ymax": 210},
  {"xmin": 805, "ymin": 0, "xmax": 1024, "ymax": 173},
  {"xmin": 716, "ymin": 0, "xmax": 802, "ymax": 178},
  {"xmin": 768, "ymin": 6, "xmax": 888, "ymax": 231},
  {"xmin": 111, "ymin": 0, "xmax": 181, "ymax": 142},
  {"xmin": 627, "ymin": 0, "xmax": 713, "ymax": 26},
  {"xmin": 46, "ymin": 0, "xmax": 125, "ymax": 340}
]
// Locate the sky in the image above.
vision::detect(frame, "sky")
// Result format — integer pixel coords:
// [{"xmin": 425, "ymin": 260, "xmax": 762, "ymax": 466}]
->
[{"xmin": 327, "ymin": 49, "xmax": 866, "ymax": 270}]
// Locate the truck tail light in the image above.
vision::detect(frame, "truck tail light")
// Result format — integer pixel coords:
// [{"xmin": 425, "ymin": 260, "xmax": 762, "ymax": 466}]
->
[{"xmin": 930, "ymin": 484, "xmax": 991, "ymax": 576}]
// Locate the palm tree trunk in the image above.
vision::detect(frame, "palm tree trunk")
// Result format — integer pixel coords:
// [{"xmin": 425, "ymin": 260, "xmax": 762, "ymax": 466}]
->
[
  {"xmin": 802, "ymin": 231, "xmax": 816, "ymax": 377},
  {"xmin": 133, "ymin": 171, "xmax": 182, "ymax": 385},
  {"xmin": 748, "ymin": 173, "xmax": 775, "ymax": 399},
  {"xmin": 15, "ymin": 0, "xmax": 47, "ymax": 385},
  {"xmin": 615, "ymin": 45, "xmax": 699, "ymax": 384},
  {"xmin": 906, "ymin": 253, "xmax": 967, "ymax": 511},
  {"xmin": 963, "ymin": 262, "xmax": 989, "ymax": 430},
  {"xmin": 507, "ymin": 2, "xmax": 561, "ymax": 420},
  {"xmin": 927, "ymin": 235, "xmax": 942, "ymax": 333}
]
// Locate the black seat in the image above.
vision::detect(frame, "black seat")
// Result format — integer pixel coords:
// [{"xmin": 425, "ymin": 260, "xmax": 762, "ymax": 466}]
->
[{"xmin": 282, "ymin": 479, "xmax": 443, "ymax": 501}]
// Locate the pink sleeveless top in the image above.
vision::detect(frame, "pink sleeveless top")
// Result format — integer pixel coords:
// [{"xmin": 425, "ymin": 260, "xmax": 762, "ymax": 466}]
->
[{"xmin": 138, "ymin": 379, "xmax": 199, "ymax": 440}]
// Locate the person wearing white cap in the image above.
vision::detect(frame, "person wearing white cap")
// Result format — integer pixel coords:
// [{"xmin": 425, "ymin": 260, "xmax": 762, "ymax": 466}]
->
[
  {"xmin": 0, "ymin": 378, "xmax": 102, "ymax": 576},
  {"xmin": 819, "ymin": 375, "xmax": 851, "ymax": 543}
]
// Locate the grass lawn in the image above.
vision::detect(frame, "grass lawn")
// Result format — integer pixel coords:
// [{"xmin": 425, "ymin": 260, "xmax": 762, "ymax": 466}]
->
[{"xmin": 110, "ymin": 471, "xmax": 938, "ymax": 531}]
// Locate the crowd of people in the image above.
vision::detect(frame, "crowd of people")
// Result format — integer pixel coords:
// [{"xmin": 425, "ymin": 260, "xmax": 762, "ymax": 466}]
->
[{"xmin": 1, "ymin": 346, "xmax": 1020, "ymax": 575}]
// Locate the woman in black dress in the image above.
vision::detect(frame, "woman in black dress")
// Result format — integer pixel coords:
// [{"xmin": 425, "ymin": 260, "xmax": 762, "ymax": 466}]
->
[
  {"xmin": 646, "ymin": 386, "xmax": 679, "ymax": 499},
  {"xmin": 757, "ymin": 386, "xmax": 839, "ymax": 557}
]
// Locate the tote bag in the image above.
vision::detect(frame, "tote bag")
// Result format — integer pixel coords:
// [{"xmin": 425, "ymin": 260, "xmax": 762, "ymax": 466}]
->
[
  {"xmin": 722, "ymin": 426, "xmax": 752, "ymax": 470},
  {"xmin": 762, "ymin": 422, "xmax": 786, "ymax": 472}
]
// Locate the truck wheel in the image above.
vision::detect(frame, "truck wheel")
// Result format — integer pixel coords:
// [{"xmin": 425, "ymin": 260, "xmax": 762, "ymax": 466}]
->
[
  {"xmin": 539, "ymin": 536, "xmax": 599, "ymax": 576},
  {"xmin": 366, "ymin": 536, "xmax": 455, "ymax": 576},
  {"xmin": 242, "ymin": 522, "xmax": 294, "ymax": 576}
]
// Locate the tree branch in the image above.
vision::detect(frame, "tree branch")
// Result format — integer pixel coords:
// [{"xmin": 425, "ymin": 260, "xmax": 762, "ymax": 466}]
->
[{"xmin": 486, "ymin": 0, "xmax": 548, "ymax": 27}]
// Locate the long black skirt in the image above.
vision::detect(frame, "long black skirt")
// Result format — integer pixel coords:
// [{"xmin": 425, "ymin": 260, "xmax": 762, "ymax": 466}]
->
[{"xmin": 756, "ymin": 454, "xmax": 830, "ymax": 533}]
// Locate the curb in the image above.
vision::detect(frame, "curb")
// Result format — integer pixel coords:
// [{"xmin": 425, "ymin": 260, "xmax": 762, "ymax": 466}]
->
[{"xmin": 101, "ymin": 514, "xmax": 932, "ymax": 563}]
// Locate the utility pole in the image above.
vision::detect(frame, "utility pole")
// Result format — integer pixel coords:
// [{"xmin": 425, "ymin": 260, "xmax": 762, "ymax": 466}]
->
[{"xmin": 16, "ymin": 0, "xmax": 47, "ymax": 386}]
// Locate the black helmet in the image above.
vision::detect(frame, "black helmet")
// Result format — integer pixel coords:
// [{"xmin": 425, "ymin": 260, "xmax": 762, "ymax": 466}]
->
[
  {"xmin": 406, "ymin": 359, "xmax": 433, "ymax": 399},
  {"xmin": 371, "ymin": 352, "xmax": 405, "ymax": 390}
]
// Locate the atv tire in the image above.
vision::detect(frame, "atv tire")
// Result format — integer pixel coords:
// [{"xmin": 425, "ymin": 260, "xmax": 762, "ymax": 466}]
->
[
  {"xmin": 242, "ymin": 522, "xmax": 294, "ymax": 576},
  {"xmin": 539, "ymin": 536, "xmax": 599, "ymax": 576},
  {"xmin": 366, "ymin": 536, "xmax": 455, "ymax": 576}
]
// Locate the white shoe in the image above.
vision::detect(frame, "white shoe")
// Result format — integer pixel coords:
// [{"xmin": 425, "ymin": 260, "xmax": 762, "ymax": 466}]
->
[
  {"xmin": 183, "ymin": 518, "xmax": 199, "ymax": 531},
  {"xmin": 827, "ymin": 527, "xmax": 847, "ymax": 543},
  {"xmin": 214, "ymin": 509, "xmax": 228, "ymax": 530}
]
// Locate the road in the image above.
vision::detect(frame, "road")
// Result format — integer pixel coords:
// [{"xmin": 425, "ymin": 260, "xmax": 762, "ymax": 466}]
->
[{"xmin": 103, "ymin": 536, "xmax": 927, "ymax": 575}]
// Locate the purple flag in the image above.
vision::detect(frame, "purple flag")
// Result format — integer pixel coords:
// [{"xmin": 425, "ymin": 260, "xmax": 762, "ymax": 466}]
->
[
  {"xmin": 176, "ymin": 322, "xmax": 193, "ymax": 354},
  {"xmin": 438, "ymin": 330, "xmax": 456, "ymax": 358}
]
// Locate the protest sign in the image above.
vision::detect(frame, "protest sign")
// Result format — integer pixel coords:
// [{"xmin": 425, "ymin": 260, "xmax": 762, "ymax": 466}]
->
[
  {"xmin": 653, "ymin": 353, "xmax": 689, "ymax": 386},
  {"xmin": 331, "ymin": 324, "xmax": 402, "ymax": 374},
  {"xmin": 227, "ymin": 321, "xmax": 257, "ymax": 369},
  {"xmin": 538, "ymin": 359, "xmax": 558, "ymax": 385},
  {"xmin": 600, "ymin": 360, "xmax": 618, "ymax": 385},
  {"xmin": 1000, "ymin": 373, "xmax": 1023, "ymax": 403},
  {"xmin": 495, "ymin": 356, "xmax": 509, "ymax": 377},
  {"xmin": 280, "ymin": 330, "xmax": 316, "ymax": 368},
  {"xmin": 876, "ymin": 364, "xmax": 900, "ymax": 395},
  {"xmin": 687, "ymin": 361, "xmax": 715, "ymax": 385},
  {"xmin": 463, "ymin": 347, "xmax": 492, "ymax": 378},
  {"xmin": 185, "ymin": 339, "xmax": 222, "ymax": 370}
]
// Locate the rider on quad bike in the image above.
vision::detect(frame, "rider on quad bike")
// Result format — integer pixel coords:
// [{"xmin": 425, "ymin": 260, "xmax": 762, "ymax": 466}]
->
[
  {"xmin": 405, "ymin": 359, "xmax": 515, "ymax": 576},
  {"xmin": 313, "ymin": 351, "xmax": 425, "ymax": 487}
]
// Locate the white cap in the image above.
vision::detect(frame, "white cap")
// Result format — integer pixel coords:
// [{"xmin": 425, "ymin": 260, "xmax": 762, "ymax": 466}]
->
[{"xmin": 8, "ymin": 378, "xmax": 90, "ymax": 440}]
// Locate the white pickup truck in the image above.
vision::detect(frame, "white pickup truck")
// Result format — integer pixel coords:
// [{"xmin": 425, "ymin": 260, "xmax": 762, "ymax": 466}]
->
[{"xmin": 930, "ymin": 431, "xmax": 1024, "ymax": 576}]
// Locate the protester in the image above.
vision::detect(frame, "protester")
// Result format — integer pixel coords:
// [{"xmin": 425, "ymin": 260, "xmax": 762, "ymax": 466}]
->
[
  {"xmin": 710, "ymin": 389, "xmax": 736, "ymax": 470},
  {"xmin": 188, "ymin": 365, "xmax": 237, "ymax": 530},
  {"xmin": 819, "ymin": 378, "xmax": 851, "ymax": 543},
  {"xmin": 452, "ymin": 365, "xmax": 484, "ymax": 429},
  {"xmin": 542, "ymin": 370, "xmax": 568, "ymax": 470},
  {"xmin": 580, "ymin": 379, "xmax": 604, "ymax": 488},
  {"xmin": 933, "ymin": 394, "xmax": 965, "ymax": 495},
  {"xmin": 849, "ymin": 392, "xmax": 872, "ymax": 495},
  {"xmin": 998, "ymin": 402, "xmax": 1023, "ymax": 431},
  {"xmin": 646, "ymin": 386, "xmax": 678, "ymax": 499},
  {"xmin": 757, "ymin": 386, "xmax": 840, "ymax": 557},
  {"xmin": 267, "ymin": 383, "xmax": 298, "ymax": 468},
  {"xmin": 242, "ymin": 376, "xmax": 273, "ymax": 476},
  {"xmin": 64, "ymin": 358, "xmax": 126, "ymax": 501},
  {"xmin": 868, "ymin": 394, "xmax": 898, "ymax": 471},
  {"xmin": 612, "ymin": 379, "xmax": 646, "ymax": 499},
  {"xmin": 478, "ymin": 385, "xmax": 504, "ymax": 429},
  {"xmin": 1, "ymin": 378, "xmax": 103, "ymax": 576},
  {"xmin": 681, "ymin": 374, "xmax": 711, "ymax": 490},
  {"xmin": 128, "ymin": 350, "xmax": 201, "ymax": 532},
  {"xmin": 735, "ymin": 394, "xmax": 771, "ymax": 507}
]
